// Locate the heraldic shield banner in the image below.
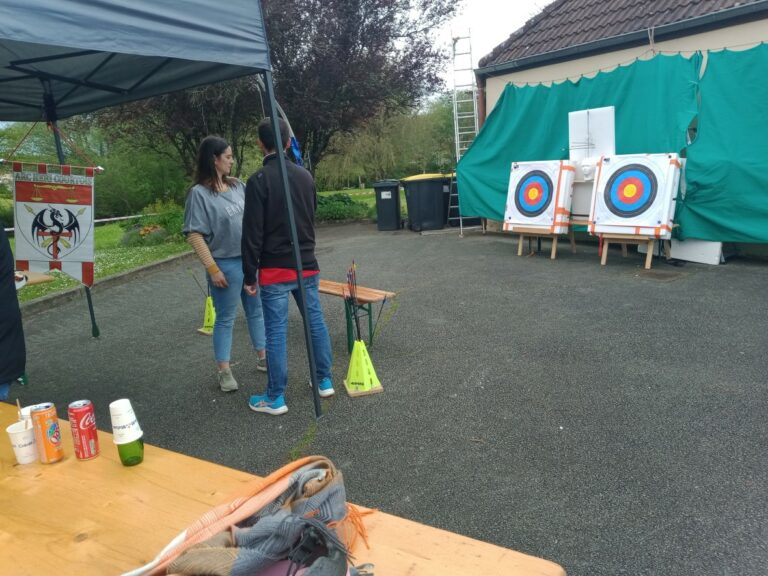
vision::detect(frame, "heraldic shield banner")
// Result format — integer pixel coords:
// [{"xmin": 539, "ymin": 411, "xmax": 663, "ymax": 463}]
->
[{"xmin": 13, "ymin": 162, "xmax": 95, "ymax": 286}]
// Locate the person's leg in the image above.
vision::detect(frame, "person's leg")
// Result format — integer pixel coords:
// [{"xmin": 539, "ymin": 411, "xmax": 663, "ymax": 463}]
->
[
  {"xmin": 294, "ymin": 275, "xmax": 333, "ymax": 392},
  {"xmin": 209, "ymin": 258, "xmax": 241, "ymax": 391},
  {"xmin": 249, "ymin": 281, "xmax": 292, "ymax": 414},
  {"xmin": 239, "ymin": 266, "xmax": 267, "ymax": 371}
]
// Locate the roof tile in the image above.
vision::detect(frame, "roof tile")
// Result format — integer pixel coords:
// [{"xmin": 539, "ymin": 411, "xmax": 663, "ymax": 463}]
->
[{"xmin": 479, "ymin": 0, "xmax": 768, "ymax": 69}]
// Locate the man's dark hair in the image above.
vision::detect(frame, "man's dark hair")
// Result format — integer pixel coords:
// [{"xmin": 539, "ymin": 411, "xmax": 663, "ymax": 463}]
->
[{"xmin": 258, "ymin": 117, "xmax": 290, "ymax": 152}]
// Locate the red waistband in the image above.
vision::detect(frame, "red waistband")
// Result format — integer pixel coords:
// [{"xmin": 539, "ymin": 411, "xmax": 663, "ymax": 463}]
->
[{"xmin": 259, "ymin": 268, "xmax": 319, "ymax": 286}]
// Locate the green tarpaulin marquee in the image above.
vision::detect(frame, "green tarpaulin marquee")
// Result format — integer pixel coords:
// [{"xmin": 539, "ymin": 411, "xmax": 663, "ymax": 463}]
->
[
  {"xmin": 675, "ymin": 43, "xmax": 768, "ymax": 242},
  {"xmin": 458, "ymin": 48, "xmax": 768, "ymax": 243}
]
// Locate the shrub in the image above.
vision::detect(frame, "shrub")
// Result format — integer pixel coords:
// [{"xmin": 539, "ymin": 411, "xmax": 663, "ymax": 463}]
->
[
  {"xmin": 121, "ymin": 224, "xmax": 171, "ymax": 247},
  {"xmin": 120, "ymin": 199, "xmax": 184, "ymax": 245},
  {"xmin": 0, "ymin": 199, "xmax": 13, "ymax": 228},
  {"xmin": 316, "ymin": 194, "xmax": 368, "ymax": 221}
]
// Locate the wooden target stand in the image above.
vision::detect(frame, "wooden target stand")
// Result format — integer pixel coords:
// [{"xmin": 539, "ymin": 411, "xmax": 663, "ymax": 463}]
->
[
  {"xmin": 599, "ymin": 234, "xmax": 671, "ymax": 270},
  {"xmin": 509, "ymin": 225, "xmax": 577, "ymax": 260}
]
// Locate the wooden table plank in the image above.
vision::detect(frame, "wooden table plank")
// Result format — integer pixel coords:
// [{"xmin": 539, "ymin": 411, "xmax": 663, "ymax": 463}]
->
[
  {"xmin": 0, "ymin": 403, "xmax": 565, "ymax": 576},
  {"xmin": 319, "ymin": 279, "xmax": 396, "ymax": 303}
]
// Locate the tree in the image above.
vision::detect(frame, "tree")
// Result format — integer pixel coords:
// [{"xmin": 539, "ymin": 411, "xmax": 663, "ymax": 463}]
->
[
  {"xmin": 264, "ymin": 0, "xmax": 458, "ymax": 169},
  {"xmin": 94, "ymin": 78, "xmax": 264, "ymax": 179},
  {"xmin": 93, "ymin": 0, "xmax": 458, "ymax": 175},
  {"xmin": 0, "ymin": 122, "xmax": 67, "ymax": 165},
  {"xmin": 314, "ymin": 94, "xmax": 455, "ymax": 189}
]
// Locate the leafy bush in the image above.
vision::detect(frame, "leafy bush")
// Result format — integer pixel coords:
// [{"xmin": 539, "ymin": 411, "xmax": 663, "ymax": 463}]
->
[
  {"xmin": 95, "ymin": 144, "xmax": 187, "ymax": 218},
  {"xmin": 121, "ymin": 224, "xmax": 171, "ymax": 247},
  {"xmin": 316, "ymin": 193, "xmax": 369, "ymax": 221},
  {"xmin": 0, "ymin": 198, "xmax": 13, "ymax": 228},
  {"xmin": 120, "ymin": 199, "xmax": 184, "ymax": 245}
]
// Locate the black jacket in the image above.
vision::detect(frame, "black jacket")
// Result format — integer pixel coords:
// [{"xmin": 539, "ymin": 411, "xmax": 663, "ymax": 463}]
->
[
  {"xmin": 0, "ymin": 222, "xmax": 26, "ymax": 384},
  {"xmin": 242, "ymin": 153, "xmax": 318, "ymax": 285}
]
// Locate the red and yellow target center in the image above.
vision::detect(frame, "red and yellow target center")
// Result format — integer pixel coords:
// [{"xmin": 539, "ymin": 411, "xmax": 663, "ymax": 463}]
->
[
  {"xmin": 618, "ymin": 177, "xmax": 643, "ymax": 203},
  {"xmin": 525, "ymin": 185, "xmax": 542, "ymax": 203}
]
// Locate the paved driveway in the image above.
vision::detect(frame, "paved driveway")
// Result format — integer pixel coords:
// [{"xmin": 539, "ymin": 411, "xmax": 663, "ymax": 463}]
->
[{"xmin": 17, "ymin": 223, "xmax": 768, "ymax": 576}]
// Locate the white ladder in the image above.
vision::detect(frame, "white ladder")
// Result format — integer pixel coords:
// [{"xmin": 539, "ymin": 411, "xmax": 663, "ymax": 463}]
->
[{"xmin": 450, "ymin": 34, "xmax": 482, "ymax": 237}]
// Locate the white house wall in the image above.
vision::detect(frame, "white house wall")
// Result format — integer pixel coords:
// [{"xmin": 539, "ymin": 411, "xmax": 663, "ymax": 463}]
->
[{"xmin": 483, "ymin": 20, "xmax": 768, "ymax": 112}]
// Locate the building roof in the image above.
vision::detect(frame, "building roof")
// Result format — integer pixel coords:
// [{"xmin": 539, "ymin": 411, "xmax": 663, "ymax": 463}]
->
[{"xmin": 477, "ymin": 0, "xmax": 768, "ymax": 76}]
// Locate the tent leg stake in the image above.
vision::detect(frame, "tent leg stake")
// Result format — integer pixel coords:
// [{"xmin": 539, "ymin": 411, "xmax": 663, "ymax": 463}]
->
[{"xmin": 84, "ymin": 286, "xmax": 100, "ymax": 338}]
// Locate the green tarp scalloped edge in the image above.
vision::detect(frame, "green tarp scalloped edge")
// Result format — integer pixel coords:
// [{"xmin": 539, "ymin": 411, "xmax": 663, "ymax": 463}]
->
[{"xmin": 457, "ymin": 53, "xmax": 700, "ymax": 222}]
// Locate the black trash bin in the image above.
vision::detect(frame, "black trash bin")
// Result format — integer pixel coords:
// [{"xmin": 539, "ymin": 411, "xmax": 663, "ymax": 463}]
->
[
  {"xmin": 372, "ymin": 179, "xmax": 401, "ymax": 231},
  {"xmin": 401, "ymin": 174, "xmax": 451, "ymax": 232}
]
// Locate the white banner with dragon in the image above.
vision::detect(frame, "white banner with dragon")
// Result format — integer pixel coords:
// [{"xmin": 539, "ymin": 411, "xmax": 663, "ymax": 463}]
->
[{"xmin": 12, "ymin": 162, "xmax": 95, "ymax": 286}]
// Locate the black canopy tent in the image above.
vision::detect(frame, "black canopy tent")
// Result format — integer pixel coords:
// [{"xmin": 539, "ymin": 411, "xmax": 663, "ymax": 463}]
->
[{"xmin": 0, "ymin": 0, "xmax": 324, "ymax": 416}]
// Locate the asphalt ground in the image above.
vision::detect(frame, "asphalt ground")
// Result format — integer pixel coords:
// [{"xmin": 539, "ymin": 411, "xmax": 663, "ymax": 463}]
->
[{"xmin": 16, "ymin": 222, "xmax": 768, "ymax": 576}]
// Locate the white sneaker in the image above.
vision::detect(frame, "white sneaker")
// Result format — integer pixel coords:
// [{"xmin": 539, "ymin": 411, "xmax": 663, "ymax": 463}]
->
[
  {"xmin": 255, "ymin": 357, "xmax": 267, "ymax": 373},
  {"xmin": 218, "ymin": 368, "xmax": 238, "ymax": 392}
]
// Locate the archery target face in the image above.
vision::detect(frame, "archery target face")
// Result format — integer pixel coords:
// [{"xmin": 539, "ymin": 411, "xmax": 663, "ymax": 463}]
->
[
  {"xmin": 603, "ymin": 163, "xmax": 657, "ymax": 217},
  {"xmin": 590, "ymin": 154, "xmax": 680, "ymax": 237},
  {"xmin": 505, "ymin": 161, "xmax": 575, "ymax": 230},
  {"xmin": 515, "ymin": 170, "xmax": 553, "ymax": 217}
]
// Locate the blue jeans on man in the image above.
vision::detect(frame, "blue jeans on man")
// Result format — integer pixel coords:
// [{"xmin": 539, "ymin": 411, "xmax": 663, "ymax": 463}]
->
[{"xmin": 260, "ymin": 274, "xmax": 333, "ymax": 401}]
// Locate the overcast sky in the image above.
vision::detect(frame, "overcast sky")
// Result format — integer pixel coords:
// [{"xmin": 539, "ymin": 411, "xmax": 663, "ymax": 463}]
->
[{"xmin": 438, "ymin": 0, "xmax": 556, "ymax": 81}]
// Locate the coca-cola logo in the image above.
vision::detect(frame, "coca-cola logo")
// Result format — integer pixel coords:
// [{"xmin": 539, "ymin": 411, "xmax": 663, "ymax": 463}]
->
[{"xmin": 79, "ymin": 413, "xmax": 96, "ymax": 429}]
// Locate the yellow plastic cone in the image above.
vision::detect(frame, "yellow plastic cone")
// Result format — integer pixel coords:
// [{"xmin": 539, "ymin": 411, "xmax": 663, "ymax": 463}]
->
[
  {"xmin": 343, "ymin": 340, "xmax": 383, "ymax": 397},
  {"xmin": 196, "ymin": 295, "xmax": 216, "ymax": 336}
]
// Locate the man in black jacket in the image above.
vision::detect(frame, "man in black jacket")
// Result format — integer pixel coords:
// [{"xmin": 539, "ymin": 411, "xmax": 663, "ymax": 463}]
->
[
  {"xmin": 242, "ymin": 118, "xmax": 334, "ymax": 415},
  {"xmin": 0, "ymin": 221, "xmax": 26, "ymax": 401}
]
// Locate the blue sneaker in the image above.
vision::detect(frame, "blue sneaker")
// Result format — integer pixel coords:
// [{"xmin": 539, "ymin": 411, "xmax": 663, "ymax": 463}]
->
[
  {"xmin": 249, "ymin": 393, "xmax": 288, "ymax": 415},
  {"xmin": 309, "ymin": 377, "xmax": 335, "ymax": 398}
]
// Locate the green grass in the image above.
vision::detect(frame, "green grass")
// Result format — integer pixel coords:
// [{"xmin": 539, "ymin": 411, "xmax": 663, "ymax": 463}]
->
[
  {"xmin": 287, "ymin": 421, "xmax": 318, "ymax": 462},
  {"xmin": 12, "ymin": 223, "xmax": 191, "ymax": 303}
]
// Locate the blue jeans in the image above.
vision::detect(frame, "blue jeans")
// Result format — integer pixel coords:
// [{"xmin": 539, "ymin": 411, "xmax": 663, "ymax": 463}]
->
[
  {"xmin": 260, "ymin": 274, "xmax": 332, "ymax": 400},
  {"xmin": 209, "ymin": 257, "xmax": 266, "ymax": 363}
]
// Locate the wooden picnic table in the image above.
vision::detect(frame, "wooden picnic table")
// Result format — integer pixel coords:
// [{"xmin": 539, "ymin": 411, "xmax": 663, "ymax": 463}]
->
[{"xmin": 0, "ymin": 402, "xmax": 565, "ymax": 575}]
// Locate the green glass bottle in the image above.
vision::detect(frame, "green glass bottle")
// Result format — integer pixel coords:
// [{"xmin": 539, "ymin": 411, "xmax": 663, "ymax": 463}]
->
[{"xmin": 117, "ymin": 437, "xmax": 144, "ymax": 466}]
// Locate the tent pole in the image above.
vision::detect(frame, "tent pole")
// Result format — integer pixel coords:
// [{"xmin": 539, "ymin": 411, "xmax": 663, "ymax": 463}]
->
[
  {"xmin": 261, "ymin": 70, "xmax": 322, "ymax": 419},
  {"xmin": 44, "ymin": 89, "xmax": 100, "ymax": 338}
]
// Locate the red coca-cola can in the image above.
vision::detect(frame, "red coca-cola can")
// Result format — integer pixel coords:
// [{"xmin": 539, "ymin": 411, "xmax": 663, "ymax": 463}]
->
[{"xmin": 68, "ymin": 400, "xmax": 100, "ymax": 460}]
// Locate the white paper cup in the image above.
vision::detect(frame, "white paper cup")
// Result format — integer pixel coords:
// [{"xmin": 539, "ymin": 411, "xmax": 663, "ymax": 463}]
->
[
  {"xmin": 109, "ymin": 399, "xmax": 143, "ymax": 445},
  {"xmin": 6, "ymin": 420, "xmax": 38, "ymax": 464}
]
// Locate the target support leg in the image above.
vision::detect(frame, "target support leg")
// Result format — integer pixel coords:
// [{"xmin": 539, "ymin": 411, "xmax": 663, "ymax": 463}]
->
[
  {"xmin": 621, "ymin": 243, "xmax": 628, "ymax": 258},
  {"xmin": 550, "ymin": 237, "xmax": 558, "ymax": 260},
  {"xmin": 644, "ymin": 240, "xmax": 654, "ymax": 269},
  {"xmin": 517, "ymin": 234, "xmax": 524, "ymax": 256},
  {"xmin": 600, "ymin": 238, "xmax": 610, "ymax": 266}
]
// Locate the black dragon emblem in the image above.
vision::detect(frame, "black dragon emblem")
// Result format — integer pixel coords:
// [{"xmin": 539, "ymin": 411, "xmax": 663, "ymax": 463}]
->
[{"xmin": 30, "ymin": 206, "xmax": 81, "ymax": 259}]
